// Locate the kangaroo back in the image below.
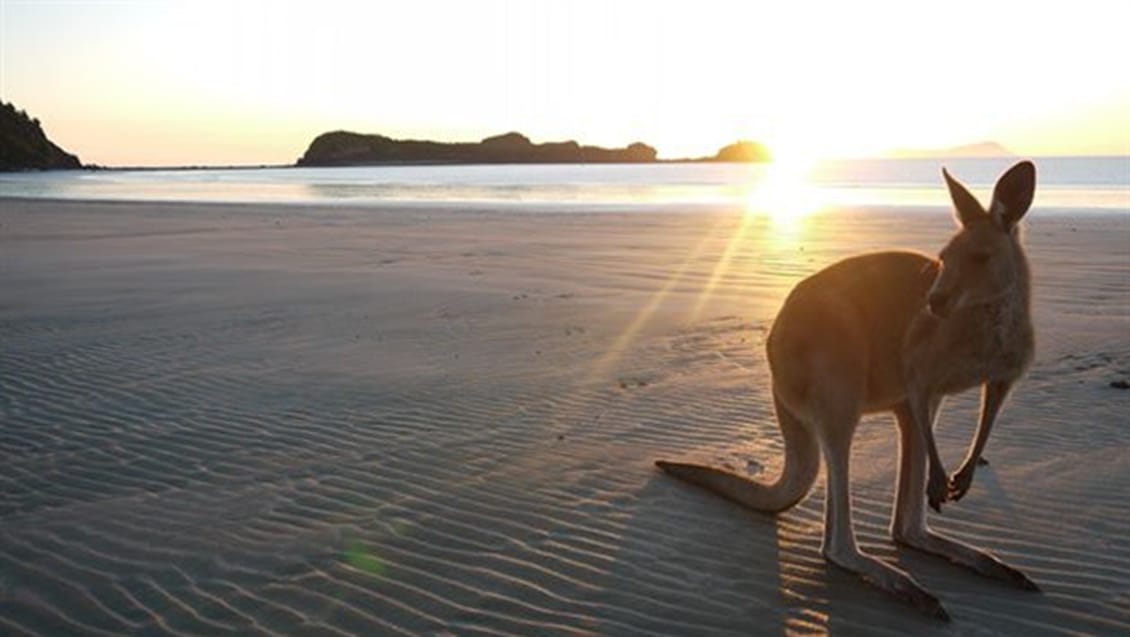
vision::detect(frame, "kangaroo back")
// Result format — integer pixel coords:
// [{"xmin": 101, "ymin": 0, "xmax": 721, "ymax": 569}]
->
[{"xmin": 768, "ymin": 251, "xmax": 939, "ymax": 414}]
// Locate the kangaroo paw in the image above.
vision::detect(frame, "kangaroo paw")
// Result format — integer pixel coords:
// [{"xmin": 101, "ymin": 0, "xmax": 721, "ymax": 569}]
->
[
  {"xmin": 927, "ymin": 467, "xmax": 948, "ymax": 513},
  {"xmin": 947, "ymin": 463, "xmax": 976, "ymax": 502}
]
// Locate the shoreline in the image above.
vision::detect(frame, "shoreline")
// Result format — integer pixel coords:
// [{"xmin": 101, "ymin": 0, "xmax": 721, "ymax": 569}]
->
[
  {"xmin": 2, "ymin": 195, "xmax": 1125, "ymax": 220},
  {"xmin": 1, "ymin": 152, "xmax": 1125, "ymax": 173},
  {"xmin": 3, "ymin": 157, "xmax": 1126, "ymax": 214}
]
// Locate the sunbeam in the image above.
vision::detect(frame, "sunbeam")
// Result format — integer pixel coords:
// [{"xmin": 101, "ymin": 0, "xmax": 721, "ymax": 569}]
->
[
  {"xmin": 589, "ymin": 215, "xmax": 731, "ymax": 382},
  {"xmin": 689, "ymin": 211, "xmax": 758, "ymax": 323}
]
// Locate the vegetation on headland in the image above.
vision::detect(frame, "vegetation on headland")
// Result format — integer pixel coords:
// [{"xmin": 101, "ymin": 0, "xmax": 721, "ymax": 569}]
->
[
  {"xmin": 297, "ymin": 131, "xmax": 772, "ymax": 166},
  {"xmin": 0, "ymin": 100, "xmax": 82, "ymax": 171}
]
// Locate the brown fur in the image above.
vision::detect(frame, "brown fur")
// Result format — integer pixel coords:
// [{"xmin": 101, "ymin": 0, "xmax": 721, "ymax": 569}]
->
[{"xmin": 657, "ymin": 161, "xmax": 1039, "ymax": 620}]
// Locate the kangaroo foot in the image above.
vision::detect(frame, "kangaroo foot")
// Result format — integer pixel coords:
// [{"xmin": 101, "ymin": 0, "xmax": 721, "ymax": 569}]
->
[
  {"xmin": 895, "ymin": 529, "xmax": 1039, "ymax": 591},
  {"xmin": 824, "ymin": 548, "xmax": 950, "ymax": 621}
]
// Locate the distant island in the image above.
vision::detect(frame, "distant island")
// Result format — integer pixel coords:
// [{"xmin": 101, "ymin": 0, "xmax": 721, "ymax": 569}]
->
[
  {"xmin": 0, "ymin": 105, "xmax": 776, "ymax": 171},
  {"xmin": 297, "ymin": 131, "xmax": 771, "ymax": 166},
  {"xmin": 888, "ymin": 141, "xmax": 1015, "ymax": 159},
  {"xmin": 1, "ymin": 100, "xmax": 82, "ymax": 171}
]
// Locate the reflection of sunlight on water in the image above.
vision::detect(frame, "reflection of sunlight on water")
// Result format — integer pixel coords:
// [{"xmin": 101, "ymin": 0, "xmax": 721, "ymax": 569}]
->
[
  {"xmin": 2, "ymin": 161, "xmax": 1124, "ymax": 211},
  {"xmin": 734, "ymin": 155, "xmax": 834, "ymax": 317},
  {"xmin": 746, "ymin": 158, "xmax": 826, "ymax": 238},
  {"xmin": 685, "ymin": 157, "xmax": 832, "ymax": 323}
]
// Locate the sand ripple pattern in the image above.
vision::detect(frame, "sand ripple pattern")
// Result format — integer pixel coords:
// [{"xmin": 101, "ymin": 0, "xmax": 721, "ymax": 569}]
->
[{"xmin": 1, "ymin": 202, "xmax": 1127, "ymax": 636}]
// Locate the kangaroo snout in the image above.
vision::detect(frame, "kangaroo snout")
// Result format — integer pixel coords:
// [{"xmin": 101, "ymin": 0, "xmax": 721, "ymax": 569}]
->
[{"xmin": 928, "ymin": 291, "xmax": 952, "ymax": 317}]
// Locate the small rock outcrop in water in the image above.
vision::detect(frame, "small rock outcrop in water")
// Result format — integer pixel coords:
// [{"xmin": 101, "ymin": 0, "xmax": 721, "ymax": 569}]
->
[
  {"xmin": 297, "ymin": 131, "xmax": 658, "ymax": 166},
  {"xmin": 0, "ymin": 100, "xmax": 82, "ymax": 171}
]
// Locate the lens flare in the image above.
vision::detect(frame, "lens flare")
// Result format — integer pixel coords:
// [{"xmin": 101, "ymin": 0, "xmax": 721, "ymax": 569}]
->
[{"xmin": 344, "ymin": 541, "xmax": 387, "ymax": 577}]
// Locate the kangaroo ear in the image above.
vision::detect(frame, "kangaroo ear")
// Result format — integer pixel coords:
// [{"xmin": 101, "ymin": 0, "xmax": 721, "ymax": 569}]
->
[
  {"xmin": 989, "ymin": 161, "xmax": 1036, "ymax": 230},
  {"xmin": 942, "ymin": 167, "xmax": 985, "ymax": 227}
]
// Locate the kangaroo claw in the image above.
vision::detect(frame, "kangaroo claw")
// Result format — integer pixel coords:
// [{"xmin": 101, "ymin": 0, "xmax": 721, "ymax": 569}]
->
[{"xmin": 947, "ymin": 463, "xmax": 976, "ymax": 502}]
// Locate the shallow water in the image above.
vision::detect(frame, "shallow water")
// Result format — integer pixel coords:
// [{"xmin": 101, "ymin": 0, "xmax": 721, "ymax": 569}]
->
[{"xmin": 1, "ymin": 156, "xmax": 1126, "ymax": 212}]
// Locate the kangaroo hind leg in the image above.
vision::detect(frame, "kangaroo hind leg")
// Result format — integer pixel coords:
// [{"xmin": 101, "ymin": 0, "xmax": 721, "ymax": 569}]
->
[
  {"xmin": 891, "ymin": 403, "xmax": 1039, "ymax": 591},
  {"xmin": 812, "ymin": 402, "xmax": 949, "ymax": 620}
]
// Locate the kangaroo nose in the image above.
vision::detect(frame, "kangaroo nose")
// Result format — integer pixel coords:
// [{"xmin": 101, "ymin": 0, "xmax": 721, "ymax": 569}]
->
[{"xmin": 928, "ymin": 292, "xmax": 951, "ymax": 317}]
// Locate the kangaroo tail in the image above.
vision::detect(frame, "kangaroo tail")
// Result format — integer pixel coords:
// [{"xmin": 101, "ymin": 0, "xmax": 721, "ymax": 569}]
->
[{"xmin": 656, "ymin": 392, "xmax": 819, "ymax": 513}]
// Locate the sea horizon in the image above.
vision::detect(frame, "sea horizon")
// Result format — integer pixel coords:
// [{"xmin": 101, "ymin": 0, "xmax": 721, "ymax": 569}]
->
[
  {"xmin": 1, "ymin": 155, "xmax": 1126, "ymax": 213},
  {"xmin": 71, "ymin": 151, "xmax": 1130, "ymax": 171}
]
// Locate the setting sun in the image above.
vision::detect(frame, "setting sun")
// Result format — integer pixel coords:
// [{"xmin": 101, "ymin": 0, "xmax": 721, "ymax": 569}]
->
[{"xmin": 746, "ymin": 153, "xmax": 826, "ymax": 230}]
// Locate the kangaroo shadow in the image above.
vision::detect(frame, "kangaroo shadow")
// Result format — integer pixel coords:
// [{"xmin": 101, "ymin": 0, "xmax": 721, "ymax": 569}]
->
[{"xmin": 594, "ymin": 471, "xmax": 959, "ymax": 636}]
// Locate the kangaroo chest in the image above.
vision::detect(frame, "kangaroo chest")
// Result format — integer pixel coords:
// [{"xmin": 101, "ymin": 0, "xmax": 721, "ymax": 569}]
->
[{"xmin": 905, "ymin": 302, "xmax": 1034, "ymax": 395}]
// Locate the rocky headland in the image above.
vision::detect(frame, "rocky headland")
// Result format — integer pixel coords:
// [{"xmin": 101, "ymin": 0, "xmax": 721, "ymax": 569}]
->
[{"xmin": 1, "ymin": 100, "xmax": 82, "ymax": 171}]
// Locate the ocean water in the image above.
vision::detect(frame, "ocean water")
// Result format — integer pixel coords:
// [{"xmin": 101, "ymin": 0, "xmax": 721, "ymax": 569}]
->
[{"xmin": 0, "ymin": 156, "xmax": 1126, "ymax": 213}]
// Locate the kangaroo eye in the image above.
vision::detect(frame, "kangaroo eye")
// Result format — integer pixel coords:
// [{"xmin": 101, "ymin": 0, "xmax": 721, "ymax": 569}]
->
[{"xmin": 970, "ymin": 252, "xmax": 991, "ymax": 265}]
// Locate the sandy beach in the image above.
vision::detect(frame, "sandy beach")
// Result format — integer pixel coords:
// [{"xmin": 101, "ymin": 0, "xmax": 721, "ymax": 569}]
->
[{"xmin": 1, "ymin": 198, "xmax": 1126, "ymax": 636}]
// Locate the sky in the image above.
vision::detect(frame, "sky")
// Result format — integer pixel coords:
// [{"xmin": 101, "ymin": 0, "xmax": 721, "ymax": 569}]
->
[{"xmin": 2, "ymin": 0, "xmax": 1128, "ymax": 167}]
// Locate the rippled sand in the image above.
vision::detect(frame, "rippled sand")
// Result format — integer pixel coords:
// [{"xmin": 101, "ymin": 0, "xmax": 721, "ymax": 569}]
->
[{"xmin": 1, "ymin": 199, "xmax": 1126, "ymax": 636}]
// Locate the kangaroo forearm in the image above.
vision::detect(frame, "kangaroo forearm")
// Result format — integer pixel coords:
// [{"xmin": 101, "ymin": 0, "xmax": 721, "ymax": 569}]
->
[
  {"xmin": 961, "ymin": 380, "xmax": 1011, "ymax": 470},
  {"xmin": 961, "ymin": 425, "xmax": 993, "ymax": 471},
  {"xmin": 909, "ymin": 394, "xmax": 946, "ymax": 472}
]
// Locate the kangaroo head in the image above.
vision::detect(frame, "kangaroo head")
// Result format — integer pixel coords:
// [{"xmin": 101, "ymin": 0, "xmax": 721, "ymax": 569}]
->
[{"xmin": 927, "ymin": 161, "xmax": 1036, "ymax": 318}]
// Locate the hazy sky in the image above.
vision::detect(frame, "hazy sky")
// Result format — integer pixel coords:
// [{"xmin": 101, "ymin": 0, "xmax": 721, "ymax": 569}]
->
[{"xmin": 2, "ymin": 0, "xmax": 1128, "ymax": 166}]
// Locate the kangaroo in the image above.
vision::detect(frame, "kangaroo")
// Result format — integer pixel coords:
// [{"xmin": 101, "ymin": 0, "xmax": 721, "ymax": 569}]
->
[{"xmin": 657, "ymin": 161, "xmax": 1038, "ymax": 620}]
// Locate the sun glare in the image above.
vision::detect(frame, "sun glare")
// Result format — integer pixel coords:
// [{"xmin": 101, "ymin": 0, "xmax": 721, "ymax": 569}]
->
[{"xmin": 745, "ymin": 152, "xmax": 825, "ymax": 231}]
